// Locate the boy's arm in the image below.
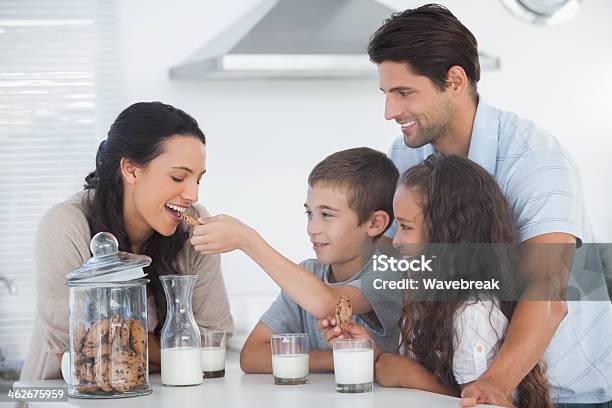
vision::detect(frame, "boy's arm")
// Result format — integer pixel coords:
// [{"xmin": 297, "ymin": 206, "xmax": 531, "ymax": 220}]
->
[
  {"xmin": 240, "ymin": 322, "xmax": 334, "ymax": 373},
  {"xmin": 191, "ymin": 215, "xmax": 372, "ymax": 318},
  {"xmin": 240, "ymin": 322, "xmax": 274, "ymax": 373},
  {"xmin": 242, "ymin": 229, "xmax": 370, "ymax": 318}
]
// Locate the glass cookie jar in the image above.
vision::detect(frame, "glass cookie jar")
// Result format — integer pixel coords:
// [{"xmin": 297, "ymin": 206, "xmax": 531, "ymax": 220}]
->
[{"xmin": 65, "ymin": 232, "xmax": 153, "ymax": 399}]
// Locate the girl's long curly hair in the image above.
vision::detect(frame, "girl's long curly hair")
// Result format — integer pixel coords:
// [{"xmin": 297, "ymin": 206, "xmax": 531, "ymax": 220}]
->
[{"xmin": 398, "ymin": 154, "xmax": 550, "ymax": 408}]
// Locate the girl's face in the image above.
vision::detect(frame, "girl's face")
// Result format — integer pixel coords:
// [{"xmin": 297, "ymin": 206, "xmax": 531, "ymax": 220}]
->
[
  {"xmin": 129, "ymin": 134, "xmax": 206, "ymax": 238},
  {"xmin": 392, "ymin": 184, "xmax": 425, "ymax": 254}
]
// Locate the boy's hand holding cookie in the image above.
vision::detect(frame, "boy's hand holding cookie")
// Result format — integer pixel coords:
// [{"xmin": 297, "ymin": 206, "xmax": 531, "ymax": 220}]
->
[{"xmin": 190, "ymin": 214, "xmax": 257, "ymax": 254}]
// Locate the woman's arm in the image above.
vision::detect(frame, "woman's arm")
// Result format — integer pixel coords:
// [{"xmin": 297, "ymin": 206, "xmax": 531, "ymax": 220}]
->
[
  {"xmin": 33, "ymin": 203, "xmax": 91, "ymax": 377},
  {"xmin": 148, "ymin": 333, "xmax": 161, "ymax": 372}
]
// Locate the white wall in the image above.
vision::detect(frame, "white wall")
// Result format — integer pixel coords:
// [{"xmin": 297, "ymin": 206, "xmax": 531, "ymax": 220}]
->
[{"xmin": 116, "ymin": 0, "xmax": 612, "ymax": 298}]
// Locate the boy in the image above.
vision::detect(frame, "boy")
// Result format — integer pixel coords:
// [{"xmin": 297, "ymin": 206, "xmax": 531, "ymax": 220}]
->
[{"xmin": 191, "ymin": 147, "xmax": 403, "ymax": 373}]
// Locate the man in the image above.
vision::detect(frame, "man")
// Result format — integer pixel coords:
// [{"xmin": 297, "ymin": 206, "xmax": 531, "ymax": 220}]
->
[{"xmin": 368, "ymin": 4, "xmax": 611, "ymax": 407}]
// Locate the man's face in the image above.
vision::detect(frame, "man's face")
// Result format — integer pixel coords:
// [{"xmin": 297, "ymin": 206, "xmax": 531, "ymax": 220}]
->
[{"xmin": 378, "ymin": 61, "xmax": 456, "ymax": 148}]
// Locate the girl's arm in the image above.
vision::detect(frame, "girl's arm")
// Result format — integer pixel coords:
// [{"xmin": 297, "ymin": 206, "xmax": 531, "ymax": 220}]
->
[{"xmin": 375, "ymin": 353, "xmax": 458, "ymax": 396}]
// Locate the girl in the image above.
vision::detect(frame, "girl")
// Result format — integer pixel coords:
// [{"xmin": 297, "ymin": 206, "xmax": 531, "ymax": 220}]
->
[
  {"xmin": 325, "ymin": 154, "xmax": 550, "ymax": 408},
  {"xmin": 20, "ymin": 102, "xmax": 234, "ymax": 380}
]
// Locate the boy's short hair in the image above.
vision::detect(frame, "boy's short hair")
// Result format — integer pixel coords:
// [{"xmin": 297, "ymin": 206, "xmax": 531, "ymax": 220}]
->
[{"xmin": 308, "ymin": 147, "xmax": 399, "ymax": 235}]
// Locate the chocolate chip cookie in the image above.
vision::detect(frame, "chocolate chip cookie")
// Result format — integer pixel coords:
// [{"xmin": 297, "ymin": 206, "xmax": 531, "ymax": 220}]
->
[{"xmin": 335, "ymin": 295, "xmax": 353, "ymax": 330}]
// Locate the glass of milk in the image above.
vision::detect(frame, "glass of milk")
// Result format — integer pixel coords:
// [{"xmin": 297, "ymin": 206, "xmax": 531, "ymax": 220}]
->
[
  {"xmin": 270, "ymin": 333, "xmax": 309, "ymax": 385},
  {"xmin": 201, "ymin": 329, "xmax": 226, "ymax": 378},
  {"xmin": 333, "ymin": 338, "xmax": 374, "ymax": 393}
]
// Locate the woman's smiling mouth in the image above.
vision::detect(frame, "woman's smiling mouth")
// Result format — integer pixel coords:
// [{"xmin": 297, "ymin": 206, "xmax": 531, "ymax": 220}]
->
[{"xmin": 164, "ymin": 203, "xmax": 188, "ymax": 222}]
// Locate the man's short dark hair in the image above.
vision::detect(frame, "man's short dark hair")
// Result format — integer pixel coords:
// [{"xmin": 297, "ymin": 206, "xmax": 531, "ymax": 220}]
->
[
  {"xmin": 308, "ymin": 147, "xmax": 399, "ymax": 235},
  {"xmin": 368, "ymin": 4, "xmax": 480, "ymax": 97}
]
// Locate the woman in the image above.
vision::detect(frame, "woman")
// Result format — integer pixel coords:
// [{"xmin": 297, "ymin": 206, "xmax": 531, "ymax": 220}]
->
[{"xmin": 20, "ymin": 101, "xmax": 234, "ymax": 380}]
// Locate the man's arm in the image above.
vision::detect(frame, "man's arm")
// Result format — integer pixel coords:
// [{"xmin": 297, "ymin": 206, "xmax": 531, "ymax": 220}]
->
[
  {"xmin": 240, "ymin": 322, "xmax": 333, "ymax": 373},
  {"xmin": 461, "ymin": 232, "xmax": 574, "ymax": 406},
  {"xmin": 191, "ymin": 215, "xmax": 372, "ymax": 318}
]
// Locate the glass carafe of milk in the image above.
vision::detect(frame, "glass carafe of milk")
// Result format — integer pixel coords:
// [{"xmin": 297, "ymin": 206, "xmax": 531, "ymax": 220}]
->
[{"xmin": 159, "ymin": 275, "xmax": 202, "ymax": 386}]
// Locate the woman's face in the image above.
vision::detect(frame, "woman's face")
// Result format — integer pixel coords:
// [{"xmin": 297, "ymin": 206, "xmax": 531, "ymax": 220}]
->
[
  {"xmin": 130, "ymin": 134, "xmax": 206, "ymax": 237},
  {"xmin": 392, "ymin": 184, "xmax": 425, "ymax": 254}
]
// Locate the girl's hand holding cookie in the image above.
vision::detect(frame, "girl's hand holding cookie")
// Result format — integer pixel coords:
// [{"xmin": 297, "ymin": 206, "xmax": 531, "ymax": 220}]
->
[
  {"xmin": 329, "ymin": 321, "xmax": 373, "ymax": 343},
  {"xmin": 320, "ymin": 296, "xmax": 369, "ymax": 344}
]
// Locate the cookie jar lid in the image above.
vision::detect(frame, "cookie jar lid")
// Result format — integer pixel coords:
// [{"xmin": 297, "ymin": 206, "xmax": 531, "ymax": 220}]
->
[{"xmin": 66, "ymin": 232, "xmax": 151, "ymax": 284}]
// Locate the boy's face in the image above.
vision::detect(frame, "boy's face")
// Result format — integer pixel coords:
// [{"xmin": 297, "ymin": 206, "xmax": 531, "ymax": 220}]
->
[
  {"xmin": 378, "ymin": 60, "xmax": 455, "ymax": 149},
  {"xmin": 304, "ymin": 183, "xmax": 373, "ymax": 267},
  {"xmin": 392, "ymin": 184, "xmax": 425, "ymax": 253}
]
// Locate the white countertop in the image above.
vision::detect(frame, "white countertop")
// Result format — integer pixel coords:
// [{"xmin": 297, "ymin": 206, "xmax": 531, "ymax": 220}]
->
[{"xmin": 11, "ymin": 353, "xmax": 499, "ymax": 408}]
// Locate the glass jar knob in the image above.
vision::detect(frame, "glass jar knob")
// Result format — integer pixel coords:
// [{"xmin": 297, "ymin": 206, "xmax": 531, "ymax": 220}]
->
[{"xmin": 90, "ymin": 231, "xmax": 119, "ymax": 258}]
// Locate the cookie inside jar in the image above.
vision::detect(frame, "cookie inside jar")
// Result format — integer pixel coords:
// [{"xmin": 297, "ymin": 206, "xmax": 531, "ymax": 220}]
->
[{"xmin": 72, "ymin": 315, "xmax": 148, "ymax": 395}]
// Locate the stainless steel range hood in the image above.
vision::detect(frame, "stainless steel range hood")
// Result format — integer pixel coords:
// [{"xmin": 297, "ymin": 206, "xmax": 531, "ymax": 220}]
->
[{"xmin": 170, "ymin": 0, "xmax": 500, "ymax": 80}]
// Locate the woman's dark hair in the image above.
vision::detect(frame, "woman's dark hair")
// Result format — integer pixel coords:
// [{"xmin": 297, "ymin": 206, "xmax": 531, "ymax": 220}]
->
[
  {"xmin": 83, "ymin": 101, "xmax": 206, "ymax": 336},
  {"xmin": 398, "ymin": 155, "xmax": 551, "ymax": 408},
  {"xmin": 368, "ymin": 4, "xmax": 480, "ymax": 98}
]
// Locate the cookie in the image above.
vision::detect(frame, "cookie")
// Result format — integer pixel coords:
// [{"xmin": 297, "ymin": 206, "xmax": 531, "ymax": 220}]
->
[
  {"xmin": 83, "ymin": 322, "xmax": 99, "ymax": 348},
  {"xmin": 111, "ymin": 353, "xmax": 143, "ymax": 391},
  {"xmin": 99, "ymin": 343, "xmax": 112, "ymax": 356},
  {"xmin": 84, "ymin": 320, "xmax": 110, "ymax": 347},
  {"xmin": 335, "ymin": 295, "xmax": 353, "ymax": 330},
  {"xmin": 111, "ymin": 365, "xmax": 136, "ymax": 391},
  {"xmin": 75, "ymin": 383, "xmax": 98, "ymax": 393},
  {"xmin": 74, "ymin": 326, "xmax": 87, "ymax": 353},
  {"xmin": 181, "ymin": 213, "xmax": 200, "ymax": 227},
  {"xmin": 73, "ymin": 317, "xmax": 147, "ymax": 394},
  {"xmin": 119, "ymin": 320, "xmax": 132, "ymax": 349},
  {"xmin": 108, "ymin": 315, "xmax": 121, "ymax": 345},
  {"xmin": 130, "ymin": 320, "xmax": 146, "ymax": 354},
  {"xmin": 112, "ymin": 350, "xmax": 134, "ymax": 365},
  {"xmin": 95, "ymin": 356, "xmax": 112, "ymax": 392},
  {"xmin": 99, "ymin": 319, "xmax": 110, "ymax": 340},
  {"xmin": 81, "ymin": 361, "xmax": 95, "ymax": 383},
  {"xmin": 83, "ymin": 345, "xmax": 97, "ymax": 358}
]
